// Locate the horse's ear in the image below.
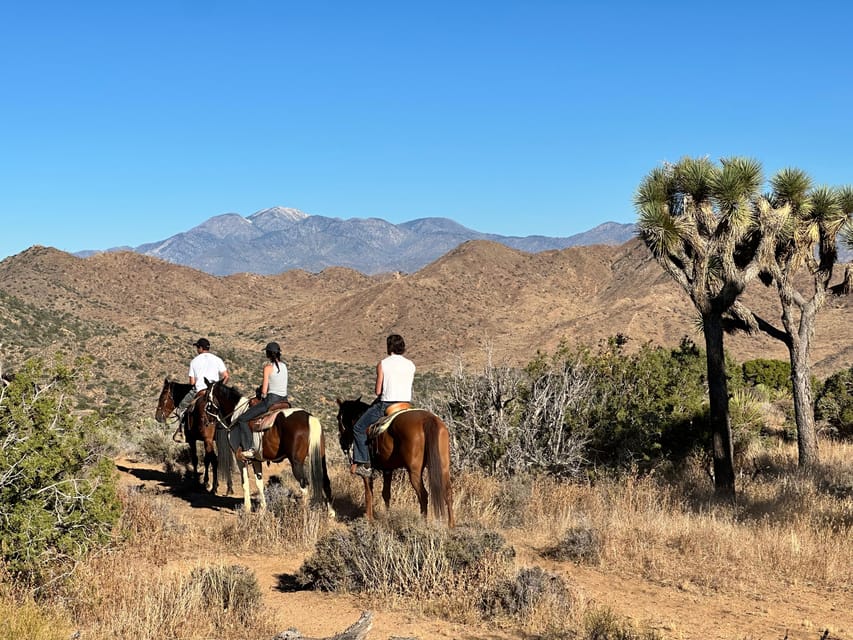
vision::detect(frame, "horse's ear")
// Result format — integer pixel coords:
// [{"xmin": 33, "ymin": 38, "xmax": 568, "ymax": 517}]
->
[
  {"xmin": 336, "ymin": 398, "xmax": 342, "ymax": 406},
  {"xmin": 204, "ymin": 377, "xmax": 213, "ymax": 387},
  {"xmin": 356, "ymin": 395, "xmax": 362, "ymax": 403}
]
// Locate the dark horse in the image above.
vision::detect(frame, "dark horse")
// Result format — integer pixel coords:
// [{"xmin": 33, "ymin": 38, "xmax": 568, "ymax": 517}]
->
[
  {"xmin": 336, "ymin": 398, "xmax": 454, "ymax": 526},
  {"xmin": 203, "ymin": 379, "xmax": 333, "ymax": 513},
  {"xmin": 155, "ymin": 377, "xmax": 222, "ymax": 493}
]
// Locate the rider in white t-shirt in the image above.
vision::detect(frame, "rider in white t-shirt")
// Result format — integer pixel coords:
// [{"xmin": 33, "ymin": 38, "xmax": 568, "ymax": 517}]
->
[
  {"xmin": 350, "ymin": 334, "xmax": 415, "ymax": 478},
  {"xmin": 176, "ymin": 337, "xmax": 229, "ymax": 425}
]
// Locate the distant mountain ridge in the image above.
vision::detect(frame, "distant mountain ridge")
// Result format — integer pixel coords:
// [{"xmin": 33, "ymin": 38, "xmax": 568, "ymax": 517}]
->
[{"xmin": 76, "ymin": 206, "xmax": 637, "ymax": 275}]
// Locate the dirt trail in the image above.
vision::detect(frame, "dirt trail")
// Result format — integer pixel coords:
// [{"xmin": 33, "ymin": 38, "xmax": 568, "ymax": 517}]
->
[{"xmin": 115, "ymin": 457, "xmax": 851, "ymax": 640}]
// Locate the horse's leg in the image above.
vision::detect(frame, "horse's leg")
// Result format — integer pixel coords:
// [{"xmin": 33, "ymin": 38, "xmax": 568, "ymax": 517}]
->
[
  {"xmin": 363, "ymin": 477, "xmax": 374, "ymax": 521},
  {"xmin": 204, "ymin": 439, "xmax": 219, "ymax": 495},
  {"xmin": 240, "ymin": 460, "xmax": 252, "ymax": 512},
  {"xmin": 407, "ymin": 466, "xmax": 428, "ymax": 519},
  {"xmin": 188, "ymin": 438, "xmax": 200, "ymax": 484},
  {"xmin": 322, "ymin": 457, "xmax": 334, "ymax": 514},
  {"xmin": 291, "ymin": 457, "xmax": 308, "ymax": 495},
  {"xmin": 254, "ymin": 461, "xmax": 266, "ymax": 512},
  {"xmin": 381, "ymin": 471, "xmax": 393, "ymax": 511}
]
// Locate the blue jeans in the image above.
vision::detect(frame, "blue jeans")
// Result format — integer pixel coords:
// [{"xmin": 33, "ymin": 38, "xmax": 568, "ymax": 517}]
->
[
  {"xmin": 236, "ymin": 393, "xmax": 286, "ymax": 451},
  {"xmin": 352, "ymin": 400, "xmax": 390, "ymax": 464}
]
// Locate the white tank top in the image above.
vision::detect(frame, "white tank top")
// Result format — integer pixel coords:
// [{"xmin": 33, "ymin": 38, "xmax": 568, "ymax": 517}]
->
[
  {"xmin": 380, "ymin": 354, "xmax": 415, "ymax": 402},
  {"xmin": 267, "ymin": 362, "xmax": 288, "ymax": 397}
]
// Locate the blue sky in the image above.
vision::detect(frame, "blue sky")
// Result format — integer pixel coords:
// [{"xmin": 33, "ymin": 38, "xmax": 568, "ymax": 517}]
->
[{"xmin": 2, "ymin": 1, "xmax": 852, "ymax": 260}]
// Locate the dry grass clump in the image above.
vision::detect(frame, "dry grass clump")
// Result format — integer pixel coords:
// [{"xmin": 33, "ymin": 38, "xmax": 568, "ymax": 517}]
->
[
  {"xmin": 0, "ymin": 583, "xmax": 72, "ymax": 640},
  {"xmin": 216, "ymin": 483, "xmax": 332, "ymax": 550},
  {"xmin": 297, "ymin": 511, "xmax": 581, "ymax": 635},
  {"xmin": 68, "ymin": 557, "xmax": 277, "ymax": 640},
  {"xmin": 455, "ymin": 438, "xmax": 853, "ymax": 598},
  {"xmin": 582, "ymin": 606, "xmax": 663, "ymax": 640}
]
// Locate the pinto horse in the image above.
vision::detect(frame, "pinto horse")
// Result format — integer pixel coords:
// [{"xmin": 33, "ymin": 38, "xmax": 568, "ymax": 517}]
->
[
  {"xmin": 336, "ymin": 398, "xmax": 454, "ymax": 526},
  {"xmin": 154, "ymin": 377, "xmax": 223, "ymax": 493},
  {"xmin": 203, "ymin": 379, "xmax": 333, "ymax": 514}
]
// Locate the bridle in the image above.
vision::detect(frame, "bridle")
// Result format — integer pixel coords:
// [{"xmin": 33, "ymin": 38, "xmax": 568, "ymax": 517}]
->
[{"xmin": 204, "ymin": 383, "xmax": 234, "ymax": 431}]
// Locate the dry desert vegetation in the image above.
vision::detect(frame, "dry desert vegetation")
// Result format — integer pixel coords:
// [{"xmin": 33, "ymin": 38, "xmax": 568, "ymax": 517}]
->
[{"xmin": 1, "ymin": 241, "xmax": 852, "ymax": 640}]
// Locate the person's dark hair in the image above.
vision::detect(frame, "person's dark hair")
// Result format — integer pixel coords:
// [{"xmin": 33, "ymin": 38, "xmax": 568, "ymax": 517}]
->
[
  {"xmin": 386, "ymin": 334, "xmax": 406, "ymax": 355},
  {"xmin": 265, "ymin": 341, "xmax": 282, "ymax": 371}
]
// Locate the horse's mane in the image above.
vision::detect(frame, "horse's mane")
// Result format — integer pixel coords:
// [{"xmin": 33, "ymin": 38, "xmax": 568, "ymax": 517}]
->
[{"xmin": 218, "ymin": 382, "xmax": 245, "ymax": 403}]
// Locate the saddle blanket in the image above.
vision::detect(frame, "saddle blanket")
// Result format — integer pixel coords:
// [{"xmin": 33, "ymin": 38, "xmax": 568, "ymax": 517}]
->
[
  {"xmin": 252, "ymin": 407, "xmax": 304, "ymax": 432},
  {"xmin": 367, "ymin": 408, "xmax": 417, "ymax": 440}
]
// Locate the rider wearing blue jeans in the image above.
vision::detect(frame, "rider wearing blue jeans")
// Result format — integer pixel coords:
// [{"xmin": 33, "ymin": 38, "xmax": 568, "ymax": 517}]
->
[
  {"xmin": 235, "ymin": 341, "xmax": 288, "ymax": 461},
  {"xmin": 351, "ymin": 334, "xmax": 415, "ymax": 478}
]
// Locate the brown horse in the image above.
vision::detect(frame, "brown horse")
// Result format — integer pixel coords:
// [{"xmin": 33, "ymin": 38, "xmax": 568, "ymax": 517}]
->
[
  {"xmin": 155, "ymin": 377, "xmax": 223, "ymax": 493},
  {"xmin": 203, "ymin": 379, "xmax": 333, "ymax": 514},
  {"xmin": 336, "ymin": 398, "xmax": 454, "ymax": 526}
]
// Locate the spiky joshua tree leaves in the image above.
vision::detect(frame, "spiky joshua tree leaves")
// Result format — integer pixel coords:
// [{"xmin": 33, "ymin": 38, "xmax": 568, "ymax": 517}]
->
[
  {"xmin": 635, "ymin": 157, "xmax": 787, "ymax": 500},
  {"xmin": 729, "ymin": 170, "xmax": 853, "ymax": 468}
]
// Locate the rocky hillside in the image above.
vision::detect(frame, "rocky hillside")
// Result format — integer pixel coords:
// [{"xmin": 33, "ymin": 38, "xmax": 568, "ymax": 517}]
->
[{"xmin": 1, "ymin": 240, "xmax": 851, "ymax": 421}]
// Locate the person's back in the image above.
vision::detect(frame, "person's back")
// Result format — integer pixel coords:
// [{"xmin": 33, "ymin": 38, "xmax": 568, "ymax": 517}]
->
[
  {"xmin": 379, "ymin": 353, "xmax": 415, "ymax": 401},
  {"xmin": 190, "ymin": 351, "xmax": 228, "ymax": 391}
]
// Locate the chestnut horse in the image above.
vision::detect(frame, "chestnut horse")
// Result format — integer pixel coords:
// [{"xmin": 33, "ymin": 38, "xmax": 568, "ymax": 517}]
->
[
  {"xmin": 154, "ymin": 377, "xmax": 222, "ymax": 493},
  {"xmin": 336, "ymin": 398, "xmax": 454, "ymax": 526},
  {"xmin": 203, "ymin": 379, "xmax": 333, "ymax": 514}
]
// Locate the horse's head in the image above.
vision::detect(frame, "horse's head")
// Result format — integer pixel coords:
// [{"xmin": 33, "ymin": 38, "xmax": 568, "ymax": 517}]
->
[
  {"xmin": 202, "ymin": 377, "xmax": 223, "ymax": 418},
  {"xmin": 155, "ymin": 377, "xmax": 173, "ymax": 424},
  {"xmin": 335, "ymin": 396, "xmax": 368, "ymax": 455}
]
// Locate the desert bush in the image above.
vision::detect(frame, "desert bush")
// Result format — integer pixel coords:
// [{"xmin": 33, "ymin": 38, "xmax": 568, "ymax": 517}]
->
[
  {"xmin": 216, "ymin": 484, "xmax": 329, "ymax": 550},
  {"xmin": 583, "ymin": 606, "xmax": 662, "ymax": 640},
  {"xmin": 480, "ymin": 565, "xmax": 575, "ymax": 618},
  {"xmin": 432, "ymin": 338, "xmax": 732, "ymax": 478},
  {"xmin": 189, "ymin": 564, "xmax": 261, "ymax": 625},
  {"xmin": 0, "ymin": 358, "xmax": 121, "ymax": 586},
  {"xmin": 567, "ymin": 338, "xmax": 718, "ymax": 470},
  {"xmin": 297, "ymin": 516, "xmax": 514, "ymax": 596},
  {"xmin": 433, "ymin": 348, "xmax": 590, "ymax": 478},
  {"xmin": 741, "ymin": 358, "xmax": 792, "ymax": 391},
  {"xmin": 541, "ymin": 524, "xmax": 603, "ymax": 565},
  {"xmin": 815, "ymin": 365, "xmax": 853, "ymax": 439}
]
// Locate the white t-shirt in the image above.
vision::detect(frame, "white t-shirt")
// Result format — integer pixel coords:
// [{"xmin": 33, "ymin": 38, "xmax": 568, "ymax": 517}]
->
[
  {"xmin": 188, "ymin": 352, "xmax": 227, "ymax": 392},
  {"xmin": 380, "ymin": 354, "xmax": 415, "ymax": 402}
]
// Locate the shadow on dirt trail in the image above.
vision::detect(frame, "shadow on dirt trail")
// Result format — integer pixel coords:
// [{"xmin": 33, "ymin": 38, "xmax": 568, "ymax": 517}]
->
[{"xmin": 116, "ymin": 461, "xmax": 244, "ymax": 512}]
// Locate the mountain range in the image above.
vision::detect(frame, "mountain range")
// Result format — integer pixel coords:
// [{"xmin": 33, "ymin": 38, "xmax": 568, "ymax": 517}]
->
[{"xmin": 76, "ymin": 207, "xmax": 637, "ymax": 276}]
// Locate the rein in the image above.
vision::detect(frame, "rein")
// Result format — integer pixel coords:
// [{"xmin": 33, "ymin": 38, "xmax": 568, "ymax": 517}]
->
[{"xmin": 204, "ymin": 387, "xmax": 250, "ymax": 432}]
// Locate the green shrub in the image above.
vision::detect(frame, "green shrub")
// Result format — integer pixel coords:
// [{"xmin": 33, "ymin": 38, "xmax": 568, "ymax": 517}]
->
[
  {"xmin": 560, "ymin": 337, "xmax": 717, "ymax": 470},
  {"xmin": 741, "ymin": 359, "xmax": 792, "ymax": 391},
  {"xmin": 816, "ymin": 366, "xmax": 853, "ymax": 439},
  {"xmin": 0, "ymin": 358, "xmax": 121, "ymax": 585}
]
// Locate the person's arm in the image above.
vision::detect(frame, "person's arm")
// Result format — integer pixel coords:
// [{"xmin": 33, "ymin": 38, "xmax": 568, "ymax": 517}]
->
[
  {"xmin": 261, "ymin": 363, "xmax": 272, "ymax": 397},
  {"xmin": 189, "ymin": 375, "xmax": 197, "ymax": 388},
  {"xmin": 220, "ymin": 368, "xmax": 230, "ymax": 385},
  {"xmin": 374, "ymin": 361, "xmax": 384, "ymax": 397}
]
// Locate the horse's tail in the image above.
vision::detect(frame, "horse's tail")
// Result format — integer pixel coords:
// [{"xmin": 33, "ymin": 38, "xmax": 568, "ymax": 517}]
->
[
  {"xmin": 424, "ymin": 412, "xmax": 453, "ymax": 525},
  {"xmin": 306, "ymin": 414, "xmax": 325, "ymax": 506}
]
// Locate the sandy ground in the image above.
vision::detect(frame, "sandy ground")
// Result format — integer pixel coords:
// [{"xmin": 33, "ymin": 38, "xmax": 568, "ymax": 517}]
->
[{"xmin": 114, "ymin": 456, "xmax": 852, "ymax": 640}]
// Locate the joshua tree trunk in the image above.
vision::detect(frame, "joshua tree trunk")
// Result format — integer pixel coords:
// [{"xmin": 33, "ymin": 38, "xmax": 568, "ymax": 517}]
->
[
  {"xmin": 781, "ymin": 293, "xmax": 821, "ymax": 468},
  {"xmin": 704, "ymin": 312, "xmax": 736, "ymax": 500}
]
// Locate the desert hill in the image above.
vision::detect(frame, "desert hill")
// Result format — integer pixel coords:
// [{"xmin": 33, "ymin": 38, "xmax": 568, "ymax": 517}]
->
[{"xmin": 1, "ymin": 241, "xmax": 851, "ymax": 421}]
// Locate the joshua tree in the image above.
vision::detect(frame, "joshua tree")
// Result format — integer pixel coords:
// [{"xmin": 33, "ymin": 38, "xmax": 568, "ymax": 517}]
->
[
  {"xmin": 635, "ymin": 157, "xmax": 785, "ymax": 499},
  {"xmin": 727, "ymin": 171, "xmax": 853, "ymax": 468}
]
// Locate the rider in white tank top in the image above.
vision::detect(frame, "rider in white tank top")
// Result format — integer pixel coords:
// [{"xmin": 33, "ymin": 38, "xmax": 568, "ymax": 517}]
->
[
  {"xmin": 380, "ymin": 353, "xmax": 415, "ymax": 402},
  {"xmin": 267, "ymin": 362, "xmax": 288, "ymax": 397}
]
